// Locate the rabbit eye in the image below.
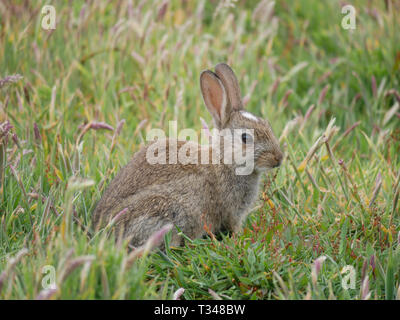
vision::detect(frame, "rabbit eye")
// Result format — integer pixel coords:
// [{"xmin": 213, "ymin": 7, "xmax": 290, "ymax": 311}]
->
[{"xmin": 241, "ymin": 133, "xmax": 253, "ymax": 144}]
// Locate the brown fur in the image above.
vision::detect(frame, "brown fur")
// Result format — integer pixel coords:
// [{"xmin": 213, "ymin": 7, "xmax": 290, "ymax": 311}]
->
[{"xmin": 92, "ymin": 63, "xmax": 283, "ymax": 248}]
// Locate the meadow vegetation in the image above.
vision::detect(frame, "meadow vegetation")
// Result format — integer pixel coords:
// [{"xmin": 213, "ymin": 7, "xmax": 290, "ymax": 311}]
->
[{"xmin": 0, "ymin": 0, "xmax": 399, "ymax": 299}]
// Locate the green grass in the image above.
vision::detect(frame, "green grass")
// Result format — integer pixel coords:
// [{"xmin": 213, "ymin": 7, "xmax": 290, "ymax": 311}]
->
[{"xmin": 1, "ymin": 0, "xmax": 400, "ymax": 300}]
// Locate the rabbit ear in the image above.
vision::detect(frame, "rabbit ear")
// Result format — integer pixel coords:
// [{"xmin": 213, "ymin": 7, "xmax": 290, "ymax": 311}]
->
[
  {"xmin": 215, "ymin": 63, "xmax": 243, "ymax": 111},
  {"xmin": 200, "ymin": 70, "xmax": 230, "ymax": 128}
]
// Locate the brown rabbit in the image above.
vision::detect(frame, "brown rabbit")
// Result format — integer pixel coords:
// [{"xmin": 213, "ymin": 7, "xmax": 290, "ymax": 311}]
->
[{"xmin": 92, "ymin": 63, "xmax": 283, "ymax": 248}]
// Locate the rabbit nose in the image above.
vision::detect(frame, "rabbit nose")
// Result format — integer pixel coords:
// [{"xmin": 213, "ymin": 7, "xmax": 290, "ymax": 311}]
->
[{"xmin": 273, "ymin": 153, "xmax": 283, "ymax": 168}]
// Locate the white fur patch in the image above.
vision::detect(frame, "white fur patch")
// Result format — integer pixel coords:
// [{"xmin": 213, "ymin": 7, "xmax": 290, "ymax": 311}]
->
[{"xmin": 240, "ymin": 111, "xmax": 259, "ymax": 122}]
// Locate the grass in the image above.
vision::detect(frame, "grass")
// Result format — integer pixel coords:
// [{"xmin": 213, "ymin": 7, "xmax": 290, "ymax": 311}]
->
[{"xmin": 0, "ymin": 0, "xmax": 400, "ymax": 300}]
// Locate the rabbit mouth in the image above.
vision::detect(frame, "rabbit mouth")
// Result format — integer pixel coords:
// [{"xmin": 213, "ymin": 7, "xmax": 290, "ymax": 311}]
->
[{"xmin": 255, "ymin": 153, "xmax": 282, "ymax": 170}]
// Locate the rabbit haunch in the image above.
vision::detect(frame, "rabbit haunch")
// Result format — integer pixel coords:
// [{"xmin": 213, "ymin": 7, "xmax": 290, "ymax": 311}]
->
[{"xmin": 92, "ymin": 63, "xmax": 283, "ymax": 248}]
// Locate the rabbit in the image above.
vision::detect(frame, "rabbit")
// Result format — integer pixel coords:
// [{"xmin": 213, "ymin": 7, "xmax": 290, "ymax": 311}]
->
[{"xmin": 92, "ymin": 63, "xmax": 283, "ymax": 249}]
